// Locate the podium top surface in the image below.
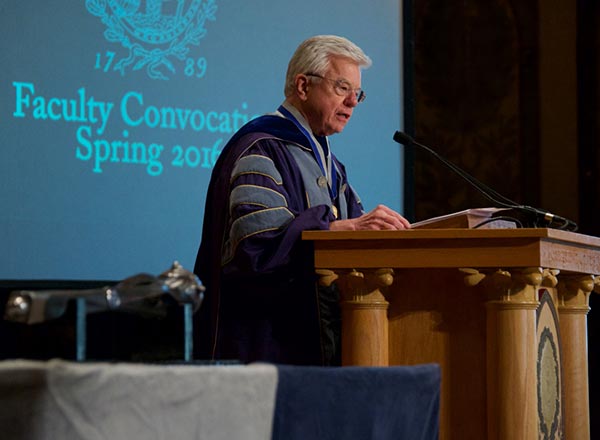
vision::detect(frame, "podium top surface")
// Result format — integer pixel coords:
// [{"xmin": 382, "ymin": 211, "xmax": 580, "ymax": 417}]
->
[{"xmin": 302, "ymin": 228, "xmax": 600, "ymax": 274}]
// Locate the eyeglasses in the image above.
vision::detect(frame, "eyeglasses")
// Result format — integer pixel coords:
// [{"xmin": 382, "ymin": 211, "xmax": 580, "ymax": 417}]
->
[{"xmin": 306, "ymin": 73, "xmax": 366, "ymax": 103}]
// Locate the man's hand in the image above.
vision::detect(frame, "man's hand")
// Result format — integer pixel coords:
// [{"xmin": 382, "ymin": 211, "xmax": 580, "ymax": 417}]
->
[{"xmin": 329, "ymin": 204, "xmax": 411, "ymax": 231}]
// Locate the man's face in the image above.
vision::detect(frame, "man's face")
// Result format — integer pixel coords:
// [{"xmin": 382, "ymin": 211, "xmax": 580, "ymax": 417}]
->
[{"xmin": 302, "ymin": 56, "xmax": 362, "ymax": 136}]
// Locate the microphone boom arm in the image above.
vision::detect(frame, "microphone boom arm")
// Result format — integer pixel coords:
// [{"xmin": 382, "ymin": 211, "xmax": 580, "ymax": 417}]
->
[{"xmin": 393, "ymin": 131, "xmax": 578, "ymax": 231}]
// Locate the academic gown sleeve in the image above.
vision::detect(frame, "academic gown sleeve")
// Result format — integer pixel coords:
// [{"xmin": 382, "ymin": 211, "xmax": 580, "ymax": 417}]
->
[{"xmin": 221, "ymin": 138, "xmax": 336, "ymax": 278}]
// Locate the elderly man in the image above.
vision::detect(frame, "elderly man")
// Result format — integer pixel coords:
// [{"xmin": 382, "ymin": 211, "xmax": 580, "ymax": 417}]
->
[{"xmin": 194, "ymin": 35, "xmax": 410, "ymax": 365}]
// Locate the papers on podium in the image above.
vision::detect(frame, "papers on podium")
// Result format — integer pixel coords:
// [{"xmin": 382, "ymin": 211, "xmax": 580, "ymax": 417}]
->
[{"xmin": 411, "ymin": 207, "xmax": 516, "ymax": 229}]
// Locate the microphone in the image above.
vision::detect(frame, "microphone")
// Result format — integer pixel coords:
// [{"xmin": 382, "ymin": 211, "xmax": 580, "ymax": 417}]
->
[{"xmin": 393, "ymin": 130, "xmax": 578, "ymax": 231}]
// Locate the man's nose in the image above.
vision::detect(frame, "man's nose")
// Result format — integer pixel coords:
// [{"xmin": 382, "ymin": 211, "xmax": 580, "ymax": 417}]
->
[{"xmin": 344, "ymin": 93, "xmax": 358, "ymax": 107}]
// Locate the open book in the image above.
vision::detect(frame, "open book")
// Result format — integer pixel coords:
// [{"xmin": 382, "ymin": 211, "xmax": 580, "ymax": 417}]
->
[{"xmin": 411, "ymin": 207, "xmax": 516, "ymax": 229}]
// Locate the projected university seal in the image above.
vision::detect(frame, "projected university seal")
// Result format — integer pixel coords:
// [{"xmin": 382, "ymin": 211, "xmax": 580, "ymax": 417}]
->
[{"xmin": 86, "ymin": 0, "xmax": 217, "ymax": 80}]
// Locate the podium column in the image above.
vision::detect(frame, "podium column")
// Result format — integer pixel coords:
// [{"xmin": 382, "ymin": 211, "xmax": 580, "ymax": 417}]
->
[
  {"xmin": 557, "ymin": 274, "xmax": 594, "ymax": 440},
  {"xmin": 317, "ymin": 268, "xmax": 392, "ymax": 366},
  {"xmin": 483, "ymin": 267, "xmax": 541, "ymax": 440}
]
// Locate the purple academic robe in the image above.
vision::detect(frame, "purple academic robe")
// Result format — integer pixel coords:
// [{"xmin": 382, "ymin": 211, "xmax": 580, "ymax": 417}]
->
[{"xmin": 194, "ymin": 115, "xmax": 363, "ymax": 365}]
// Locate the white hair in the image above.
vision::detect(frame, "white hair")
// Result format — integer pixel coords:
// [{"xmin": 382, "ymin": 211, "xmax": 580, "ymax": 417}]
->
[{"xmin": 284, "ymin": 35, "xmax": 372, "ymax": 97}]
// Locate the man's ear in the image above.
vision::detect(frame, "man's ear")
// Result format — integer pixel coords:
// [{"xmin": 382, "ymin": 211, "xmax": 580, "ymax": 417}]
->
[{"xmin": 294, "ymin": 74, "xmax": 310, "ymax": 101}]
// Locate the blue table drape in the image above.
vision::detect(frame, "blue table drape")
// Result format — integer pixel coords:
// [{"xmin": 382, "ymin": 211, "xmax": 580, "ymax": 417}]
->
[{"xmin": 272, "ymin": 364, "xmax": 440, "ymax": 440}]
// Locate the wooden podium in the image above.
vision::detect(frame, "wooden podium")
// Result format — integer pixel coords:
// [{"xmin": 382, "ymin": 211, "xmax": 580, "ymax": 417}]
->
[{"xmin": 303, "ymin": 228, "xmax": 600, "ymax": 440}]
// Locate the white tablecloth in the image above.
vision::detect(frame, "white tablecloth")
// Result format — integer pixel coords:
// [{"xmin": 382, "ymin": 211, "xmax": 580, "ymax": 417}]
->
[{"xmin": 0, "ymin": 360, "xmax": 278, "ymax": 440}]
